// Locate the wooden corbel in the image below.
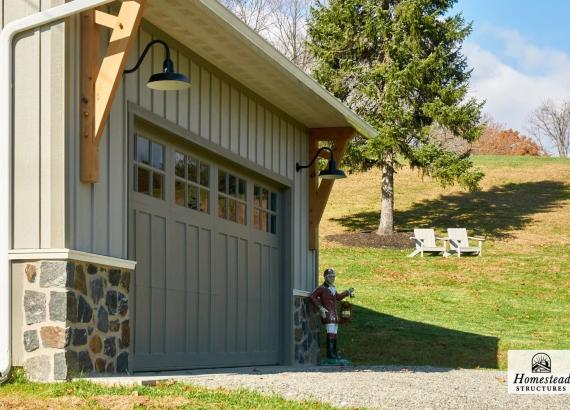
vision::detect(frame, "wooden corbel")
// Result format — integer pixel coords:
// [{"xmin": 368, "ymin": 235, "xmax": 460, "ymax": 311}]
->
[
  {"xmin": 80, "ymin": 0, "xmax": 145, "ymax": 183},
  {"xmin": 307, "ymin": 127, "xmax": 355, "ymax": 250}
]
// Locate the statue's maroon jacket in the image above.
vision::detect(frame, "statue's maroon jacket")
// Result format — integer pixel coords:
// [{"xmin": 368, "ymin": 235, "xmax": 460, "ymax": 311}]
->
[{"xmin": 310, "ymin": 284, "xmax": 350, "ymax": 324}]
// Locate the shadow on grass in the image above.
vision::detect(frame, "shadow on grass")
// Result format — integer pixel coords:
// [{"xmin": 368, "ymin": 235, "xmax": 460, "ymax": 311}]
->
[
  {"xmin": 334, "ymin": 305, "xmax": 499, "ymax": 369},
  {"xmin": 331, "ymin": 180, "xmax": 570, "ymax": 238}
]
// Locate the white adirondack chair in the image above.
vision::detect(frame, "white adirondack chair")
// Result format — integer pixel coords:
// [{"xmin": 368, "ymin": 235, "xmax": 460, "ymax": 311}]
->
[
  {"xmin": 447, "ymin": 228, "xmax": 485, "ymax": 257},
  {"xmin": 408, "ymin": 229, "xmax": 449, "ymax": 257}
]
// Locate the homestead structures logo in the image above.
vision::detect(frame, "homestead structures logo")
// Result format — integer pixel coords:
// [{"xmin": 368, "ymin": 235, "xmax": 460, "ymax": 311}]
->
[
  {"xmin": 532, "ymin": 353, "xmax": 551, "ymax": 373},
  {"xmin": 508, "ymin": 350, "xmax": 570, "ymax": 394}
]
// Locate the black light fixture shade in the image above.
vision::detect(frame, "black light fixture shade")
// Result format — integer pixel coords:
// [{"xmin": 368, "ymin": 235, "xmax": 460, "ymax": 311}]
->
[
  {"xmin": 296, "ymin": 147, "xmax": 347, "ymax": 180},
  {"xmin": 319, "ymin": 158, "xmax": 347, "ymax": 179},
  {"xmin": 124, "ymin": 39, "xmax": 190, "ymax": 91}
]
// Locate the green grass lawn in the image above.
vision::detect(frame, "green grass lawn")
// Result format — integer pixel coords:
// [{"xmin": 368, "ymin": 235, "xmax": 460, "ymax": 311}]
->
[
  {"xmin": 0, "ymin": 370, "xmax": 332, "ymax": 409},
  {"xmin": 321, "ymin": 155, "xmax": 570, "ymax": 370}
]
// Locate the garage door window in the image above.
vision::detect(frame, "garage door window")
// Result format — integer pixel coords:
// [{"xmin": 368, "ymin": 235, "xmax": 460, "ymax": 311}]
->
[
  {"xmin": 134, "ymin": 135, "xmax": 165, "ymax": 199},
  {"xmin": 254, "ymin": 186, "xmax": 277, "ymax": 234},
  {"xmin": 218, "ymin": 170, "xmax": 247, "ymax": 225},
  {"xmin": 174, "ymin": 151, "xmax": 210, "ymax": 213}
]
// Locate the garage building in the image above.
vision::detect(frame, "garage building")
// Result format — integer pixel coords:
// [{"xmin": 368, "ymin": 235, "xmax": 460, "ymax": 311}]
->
[{"xmin": 1, "ymin": 0, "xmax": 375, "ymax": 381}]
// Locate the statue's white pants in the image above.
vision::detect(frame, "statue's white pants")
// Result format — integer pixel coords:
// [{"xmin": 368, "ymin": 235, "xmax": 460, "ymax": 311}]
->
[{"xmin": 325, "ymin": 323, "xmax": 338, "ymax": 334}]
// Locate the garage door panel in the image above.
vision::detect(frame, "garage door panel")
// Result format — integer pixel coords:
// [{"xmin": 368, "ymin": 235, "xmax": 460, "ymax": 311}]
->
[
  {"xmin": 261, "ymin": 243, "xmax": 272, "ymax": 352},
  {"xmin": 247, "ymin": 242, "xmax": 261, "ymax": 353},
  {"xmin": 225, "ymin": 235, "xmax": 238, "ymax": 353},
  {"xmin": 270, "ymin": 245, "xmax": 281, "ymax": 350},
  {"xmin": 236, "ymin": 238, "xmax": 248, "ymax": 352},
  {"xmin": 198, "ymin": 227, "xmax": 212, "ymax": 353},
  {"xmin": 134, "ymin": 209, "xmax": 151, "ymax": 356},
  {"xmin": 212, "ymin": 232, "xmax": 228, "ymax": 353},
  {"xmin": 131, "ymin": 131, "xmax": 282, "ymax": 371},
  {"xmin": 186, "ymin": 224, "xmax": 200, "ymax": 353},
  {"xmin": 166, "ymin": 221, "xmax": 187, "ymax": 354},
  {"xmin": 150, "ymin": 215, "xmax": 167, "ymax": 354}
]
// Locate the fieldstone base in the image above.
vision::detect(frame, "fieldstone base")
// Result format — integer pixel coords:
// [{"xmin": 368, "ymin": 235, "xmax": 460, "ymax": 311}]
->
[
  {"xmin": 20, "ymin": 260, "xmax": 132, "ymax": 381},
  {"xmin": 293, "ymin": 295, "xmax": 320, "ymax": 365}
]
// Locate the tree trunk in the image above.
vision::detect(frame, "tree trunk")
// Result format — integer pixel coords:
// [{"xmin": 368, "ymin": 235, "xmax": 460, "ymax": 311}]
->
[{"xmin": 377, "ymin": 153, "xmax": 395, "ymax": 236}]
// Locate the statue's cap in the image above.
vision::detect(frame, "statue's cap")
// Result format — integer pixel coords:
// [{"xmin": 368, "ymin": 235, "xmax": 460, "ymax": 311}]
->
[{"xmin": 323, "ymin": 268, "xmax": 335, "ymax": 277}]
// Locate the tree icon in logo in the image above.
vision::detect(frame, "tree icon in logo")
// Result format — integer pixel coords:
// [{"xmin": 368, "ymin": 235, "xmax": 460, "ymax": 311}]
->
[{"xmin": 532, "ymin": 353, "xmax": 551, "ymax": 373}]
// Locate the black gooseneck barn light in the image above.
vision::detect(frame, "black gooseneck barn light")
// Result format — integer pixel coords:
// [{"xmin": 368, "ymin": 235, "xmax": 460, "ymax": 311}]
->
[
  {"xmin": 124, "ymin": 39, "xmax": 190, "ymax": 91},
  {"xmin": 296, "ymin": 146, "xmax": 347, "ymax": 180}
]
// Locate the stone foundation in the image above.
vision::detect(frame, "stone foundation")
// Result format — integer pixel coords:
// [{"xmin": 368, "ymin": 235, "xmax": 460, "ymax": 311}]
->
[
  {"xmin": 19, "ymin": 260, "xmax": 132, "ymax": 381},
  {"xmin": 293, "ymin": 295, "xmax": 320, "ymax": 365}
]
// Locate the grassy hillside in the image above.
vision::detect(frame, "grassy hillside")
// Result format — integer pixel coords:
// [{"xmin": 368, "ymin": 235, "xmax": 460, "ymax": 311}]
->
[{"xmin": 320, "ymin": 155, "xmax": 570, "ymax": 369}]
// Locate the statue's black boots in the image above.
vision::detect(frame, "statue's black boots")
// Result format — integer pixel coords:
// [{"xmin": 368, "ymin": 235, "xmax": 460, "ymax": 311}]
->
[
  {"xmin": 327, "ymin": 337, "xmax": 340, "ymax": 360},
  {"xmin": 332, "ymin": 338, "xmax": 341, "ymax": 359},
  {"xmin": 326, "ymin": 337, "xmax": 336, "ymax": 359}
]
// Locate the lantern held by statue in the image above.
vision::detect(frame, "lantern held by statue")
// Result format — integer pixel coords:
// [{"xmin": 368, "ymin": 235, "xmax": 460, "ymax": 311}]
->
[{"xmin": 339, "ymin": 301, "xmax": 352, "ymax": 324}]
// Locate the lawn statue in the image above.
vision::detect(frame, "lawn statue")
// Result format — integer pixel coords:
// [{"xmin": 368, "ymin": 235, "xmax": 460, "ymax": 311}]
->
[{"xmin": 310, "ymin": 268, "xmax": 354, "ymax": 365}]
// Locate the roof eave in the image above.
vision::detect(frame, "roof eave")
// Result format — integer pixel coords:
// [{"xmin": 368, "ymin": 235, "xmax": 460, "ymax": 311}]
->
[{"xmin": 198, "ymin": 0, "xmax": 377, "ymax": 140}]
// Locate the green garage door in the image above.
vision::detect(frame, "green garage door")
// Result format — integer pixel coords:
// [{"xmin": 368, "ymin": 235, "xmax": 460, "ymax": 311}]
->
[{"xmin": 129, "ymin": 126, "xmax": 281, "ymax": 371}]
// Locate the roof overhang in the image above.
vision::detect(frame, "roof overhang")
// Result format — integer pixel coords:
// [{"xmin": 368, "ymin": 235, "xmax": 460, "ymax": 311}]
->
[{"xmin": 144, "ymin": 0, "xmax": 377, "ymax": 139}]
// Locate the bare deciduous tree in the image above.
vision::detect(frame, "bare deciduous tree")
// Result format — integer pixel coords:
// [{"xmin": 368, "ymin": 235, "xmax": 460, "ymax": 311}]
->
[
  {"xmin": 529, "ymin": 100, "xmax": 570, "ymax": 158},
  {"xmin": 269, "ymin": 0, "xmax": 313, "ymax": 71},
  {"xmin": 220, "ymin": 0, "xmax": 313, "ymax": 72},
  {"xmin": 222, "ymin": 0, "xmax": 277, "ymax": 34}
]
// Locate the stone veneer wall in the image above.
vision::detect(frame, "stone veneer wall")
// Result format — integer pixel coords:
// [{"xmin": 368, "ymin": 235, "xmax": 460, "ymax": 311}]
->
[
  {"xmin": 293, "ymin": 295, "xmax": 320, "ymax": 365},
  {"xmin": 20, "ymin": 260, "xmax": 131, "ymax": 381}
]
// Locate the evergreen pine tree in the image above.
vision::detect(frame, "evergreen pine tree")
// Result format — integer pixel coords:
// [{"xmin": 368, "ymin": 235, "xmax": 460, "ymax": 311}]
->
[{"xmin": 308, "ymin": 0, "xmax": 484, "ymax": 235}]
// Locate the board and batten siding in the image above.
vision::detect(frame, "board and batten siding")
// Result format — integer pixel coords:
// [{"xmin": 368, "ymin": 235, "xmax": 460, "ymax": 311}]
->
[
  {"xmin": 66, "ymin": 19, "xmax": 316, "ymax": 291},
  {"xmin": 4, "ymin": 0, "xmax": 66, "ymax": 250}
]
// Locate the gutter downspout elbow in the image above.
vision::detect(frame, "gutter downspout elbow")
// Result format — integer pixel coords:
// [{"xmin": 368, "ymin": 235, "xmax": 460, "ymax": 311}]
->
[{"xmin": 0, "ymin": 0, "xmax": 116, "ymax": 384}]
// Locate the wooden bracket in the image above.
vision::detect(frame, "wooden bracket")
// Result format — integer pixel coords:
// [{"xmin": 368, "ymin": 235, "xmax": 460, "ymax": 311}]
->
[
  {"xmin": 308, "ymin": 127, "xmax": 355, "ymax": 250},
  {"xmin": 81, "ymin": 1, "xmax": 145, "ymax": 183}
]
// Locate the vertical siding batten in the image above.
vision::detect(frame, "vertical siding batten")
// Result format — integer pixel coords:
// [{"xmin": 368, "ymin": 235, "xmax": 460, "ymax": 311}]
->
[
  {"xmin": 200, "ymin": 67, "xmax": 210, "ymax": 140},
  {"xmin": 109, "ymin": 77, "xmax": 125, "ymax": 258},
  {"xmin": 210, "ymin": 74, "xmax": 220, "ymax": 145},
  {"xmin": 264, "ymin": 108, "xmax": 272, "ymax": 171},
  {"xmin": 239, "ymin": 93, "xmax": 248, "ymax": 158},
  {"xmin": 220, "ymin": 80, "xmax": 230, "ymax": 149},
  {"xmin": 272, "ymin": 113, "xmax": 279, "ymax": 175},
  {"xmin": 279, "ymin": 119, "xmax": 287, "ymax": 177},
  {"xmin": 177, "ymin": 54, "xmax": 189, "ymax": 129},
  {"xmin": 124, "ymin": 30, "xmax": 140, "ymax": 105},
  {"xmin": 189, "ymin": 60, "xmax": 200, "ymax": 135},
  {"xmin": 247, "ymin": 98, "xmax": 256, "ymax": 162},
  {"xmin": 230, "ymin": 86, "xmax": 239, "ymax": 154},
  {"xmin": 40, "ymin": 21, "xmax": 66, "ymax": 249},
  {"xmin": 13, "ymin": 26, "xmax": 41, "ymax": 248},
  {"xmin": 286, "ymin": 123, "xmax": 294, "ymax": 180},
  {"xmin": 256, "ymin": 104, "xmax": 264, "ymax": 167},
  {"xmin": 138, "ymin": 30, "xmax": 152, "ymax": 111}
]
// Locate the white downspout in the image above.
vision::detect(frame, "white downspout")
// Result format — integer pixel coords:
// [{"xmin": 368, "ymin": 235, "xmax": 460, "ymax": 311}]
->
[{"xmin": 0, "ymin": 0, "xmax": 115, "ymax": 384}]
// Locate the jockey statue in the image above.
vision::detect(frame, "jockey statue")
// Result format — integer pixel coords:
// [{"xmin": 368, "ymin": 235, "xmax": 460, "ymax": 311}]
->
[{"xmin": 310, "ymin": 268, "xmax": 354, "ymax": 364}]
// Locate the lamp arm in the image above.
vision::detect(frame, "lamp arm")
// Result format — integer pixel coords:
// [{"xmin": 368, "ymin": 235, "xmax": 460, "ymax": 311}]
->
[
  {"xmin": 124, "ymin": 39, "xmax": 170, "ymax": 74},
  {"xmin": 296, "ymin": 146, "xmax": 334, "ymax": 172}
]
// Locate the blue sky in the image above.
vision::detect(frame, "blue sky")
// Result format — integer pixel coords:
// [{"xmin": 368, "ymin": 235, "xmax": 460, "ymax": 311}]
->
[
  {"xmin": 451, "ymin": 0, "xmax": 570, "ymax": 150},
  {"xmin": 455, "ymin": 0, "xmax": 570, "ymax": 58}
]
